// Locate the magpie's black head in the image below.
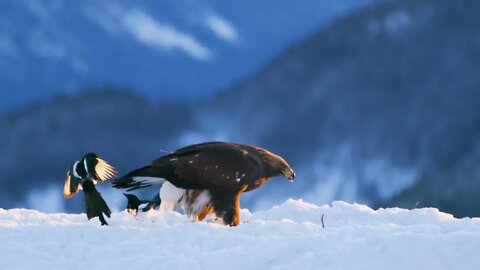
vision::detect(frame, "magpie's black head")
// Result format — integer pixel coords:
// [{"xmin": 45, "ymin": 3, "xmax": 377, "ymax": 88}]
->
[
  {"xmin": 81, "ymin": 153, "xmax": 117, "ymax": 181},
  {"xmin": 124, "ymin": 193, "xmax": 142, "ymax": 213},
  {"xmin": 83, "ymin": 153, "xmax": 99, "ymax": 165},
  {"xmin": 71, "ymin": 159, "xmax": 88, "ymax": 180}
]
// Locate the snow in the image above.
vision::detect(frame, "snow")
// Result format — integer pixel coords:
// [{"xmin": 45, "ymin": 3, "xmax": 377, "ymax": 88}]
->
[
  {"xmin": 304, "ymin": 144, "xmax": 420, "ymax": 204},
  {"xmin": 26, "ymin": 185, "xmax": 64, "ymax": 213},
  {"xmin": 1, "ymin": 200, "xmax": 479, "ymax": 269}
]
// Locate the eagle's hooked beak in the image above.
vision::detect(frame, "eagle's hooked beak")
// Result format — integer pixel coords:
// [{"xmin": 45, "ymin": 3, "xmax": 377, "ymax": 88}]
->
[{"xmin": 284, "ymin": 169, "xmax": 295, "ymax": 182}]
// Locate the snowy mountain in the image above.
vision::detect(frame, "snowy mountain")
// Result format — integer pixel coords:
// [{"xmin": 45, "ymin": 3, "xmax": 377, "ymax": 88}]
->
[
  {"xmin": 1, "ymin": 200, "xmax": 479, "ymax": 269},
  {"xmin": 185, "ymin": 0, "xmax": 480, "ymax": 213},
  {"xmin": 0, "ymin": 0, "xmax": 374, "ymax": 110},
  {"xmin": 0, "ymin": 89, "xmax": 192, "ymax": 212},
  {"xmin": 1, "ymin": 0, "xmax": 480, "ymax": 217}
]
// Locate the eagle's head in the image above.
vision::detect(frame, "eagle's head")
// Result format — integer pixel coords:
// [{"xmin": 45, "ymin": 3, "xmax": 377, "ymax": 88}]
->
[{"xmin": 258, "ymin": 148, "xmax": 296, "ymax": 182}]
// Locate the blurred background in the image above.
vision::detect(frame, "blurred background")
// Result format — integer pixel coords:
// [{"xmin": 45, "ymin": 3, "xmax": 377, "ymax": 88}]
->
[{"xmin": 1, "ymin": 0, "xmax": 480, "ymax": 217}]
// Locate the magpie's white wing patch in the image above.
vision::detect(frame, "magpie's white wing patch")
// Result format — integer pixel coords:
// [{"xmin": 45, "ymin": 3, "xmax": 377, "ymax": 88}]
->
[{"xmin": 94, "ymin": 157, "xmax": 117, "ymax": 181}]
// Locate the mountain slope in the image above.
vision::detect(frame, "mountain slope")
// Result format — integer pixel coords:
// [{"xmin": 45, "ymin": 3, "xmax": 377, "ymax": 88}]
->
[
  {"xmin": 1, "ymin": 200, "xmax": 479, "ymax": 270},
  {"xmin": 0, "ymin": 0, "xmax": 374, "ymax": 110},
  {"xmin": 187, "ymin": 0, "xmax": 480, "ymax": 213},
  {"xmin": 1, "ymin": 0, "xmax": 480, "ymax": 217},
  {"xmin": 0, "ymin": 88, "xmax": 192, "ymax": 210}
]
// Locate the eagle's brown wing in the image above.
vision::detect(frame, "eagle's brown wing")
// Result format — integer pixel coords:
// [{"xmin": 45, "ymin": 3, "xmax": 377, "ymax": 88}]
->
[{"xmin": 152, "ymin": 142, "xmax": 267, "ymax": 191}]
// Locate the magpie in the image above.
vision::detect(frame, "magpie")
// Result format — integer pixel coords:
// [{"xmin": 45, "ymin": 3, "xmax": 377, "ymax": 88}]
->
[
  {"xmin": 123, "ymin": 193, "xmax": 161, "ymax": 213},
  {"xmin": 64, "ymin": 153, "xmax": 117, "ymax": 225}
]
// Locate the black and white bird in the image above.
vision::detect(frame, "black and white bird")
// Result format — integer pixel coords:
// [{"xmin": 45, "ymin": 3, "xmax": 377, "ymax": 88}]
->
[
  {"xmin": 112, "ymin": 142, "xmax": 295, "ymax": 226},
  {"xmin": 123, "ymin": 193, "xmax": 161, "ymax": 213},
  {"xmin": 64, "ymin": 153, "xmax": 117, "ymax": 225}
]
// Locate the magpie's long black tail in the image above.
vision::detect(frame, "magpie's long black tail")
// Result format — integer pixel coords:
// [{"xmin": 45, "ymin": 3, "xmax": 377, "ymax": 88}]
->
[
  {"xmin": 82, "ymin": 180, "xmax": 111, "ymax": 226},
  {"xmin": 112, "ymin": 165, "xmax": 166, "ymax": 191}
]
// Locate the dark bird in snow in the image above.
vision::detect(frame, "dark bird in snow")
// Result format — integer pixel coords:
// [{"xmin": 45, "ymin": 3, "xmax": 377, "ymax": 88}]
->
[
  {"xmin": 112, "ymin": 141, "xmax": 295, "ymax": 226},
  {"xmin": 64, "ymin": 153, "xmax": 117, "ymax": 225},
  {"xmin": 123, "ymin": 193, "xmax": 161, "ymax": 213}
]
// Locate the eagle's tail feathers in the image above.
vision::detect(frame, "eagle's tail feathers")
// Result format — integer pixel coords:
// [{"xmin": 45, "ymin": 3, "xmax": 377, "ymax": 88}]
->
[{"xmin": 112, "ymin": 166, "xmax": 165, "ymax": 191}]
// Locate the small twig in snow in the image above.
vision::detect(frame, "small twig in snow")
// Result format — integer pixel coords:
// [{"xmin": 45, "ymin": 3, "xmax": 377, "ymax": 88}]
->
[{"xmin": 412, "ymin": 201, "xmax": 420, "ymax": 210}]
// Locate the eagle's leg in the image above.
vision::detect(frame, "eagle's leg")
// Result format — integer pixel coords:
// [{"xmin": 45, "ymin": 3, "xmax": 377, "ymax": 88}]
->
[
  {"xmin": 223, "ymin": 201, "xmax": 240, "ymax": 227},
  {"xmin": 196, "ymin": 206, "xmax": 214, "ymax": 221},
  {"xmin": 211, "ymin": 190, "xmax": 242, "ymax": 227}
]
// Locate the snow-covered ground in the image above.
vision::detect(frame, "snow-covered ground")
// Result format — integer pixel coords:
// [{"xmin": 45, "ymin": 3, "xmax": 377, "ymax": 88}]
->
[{"xmin": 1, "ymin": 200, "xmax": 479, "ymax": 270}]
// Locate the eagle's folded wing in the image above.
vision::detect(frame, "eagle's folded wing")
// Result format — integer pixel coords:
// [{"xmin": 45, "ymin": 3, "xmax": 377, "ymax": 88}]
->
[{"xmin": 152, "ymin": 143, "xmax": 265, "ymax": 191}]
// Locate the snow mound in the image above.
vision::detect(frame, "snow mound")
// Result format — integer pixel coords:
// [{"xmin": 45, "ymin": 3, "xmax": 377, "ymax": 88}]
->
[{"xmin": 1, "ymin": 200, "xmax": 479, "ymax": 269}]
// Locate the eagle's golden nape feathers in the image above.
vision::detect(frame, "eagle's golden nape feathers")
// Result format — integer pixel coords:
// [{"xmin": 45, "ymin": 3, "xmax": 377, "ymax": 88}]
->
[
  {"xmin": 256, "ymin": 147, "xmax": 295, "ymax": 181},
  {"xmin": 94, "ymin": 157, "xmax": 117, "ymax": 181}
]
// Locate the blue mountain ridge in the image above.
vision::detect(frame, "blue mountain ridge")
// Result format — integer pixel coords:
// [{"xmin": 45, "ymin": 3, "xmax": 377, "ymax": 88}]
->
[{"xmin": 0, "ymin": 0, "xmax": 373, "ymax": 110}]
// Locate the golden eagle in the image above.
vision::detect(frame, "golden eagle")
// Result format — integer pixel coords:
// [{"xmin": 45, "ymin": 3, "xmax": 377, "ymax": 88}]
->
[{"xmin": 112, "ymin": 141, "xmax": 295, "ymax": 226}]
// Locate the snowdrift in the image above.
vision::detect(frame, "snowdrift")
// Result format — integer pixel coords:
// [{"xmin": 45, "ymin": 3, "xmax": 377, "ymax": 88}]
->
[{"xmin": 1, "ymin": 200, "xmax": 479, "ymax": 269}]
